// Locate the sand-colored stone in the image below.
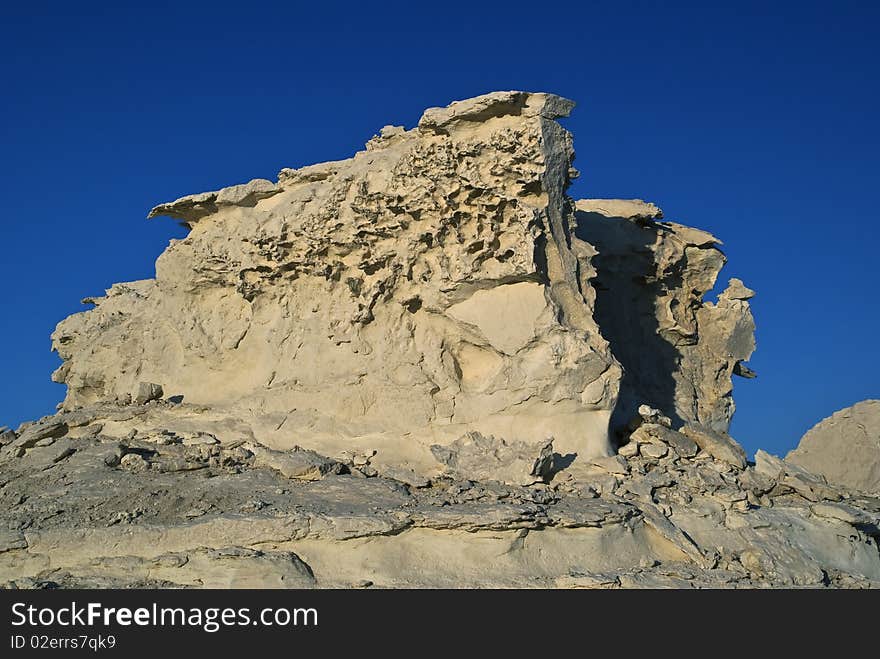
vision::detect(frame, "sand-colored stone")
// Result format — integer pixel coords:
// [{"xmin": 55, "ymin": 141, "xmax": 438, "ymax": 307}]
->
[
  {"xmin": 6, "ymin": 92, "xmax": 876, "ymax": 589},
  {"xmin": 788, "ymin": 400, "xmax": 880, "ymax": 494},
  {"xmin": 52, "ymin": 92, "xmax": 625, "ymax": 480},
  {"xmin": 2, "ymin": 401, "xmax": 879, "ymax": 589},
  {"xmin": 49, "ymin": 92, "xmax": 757, "ymax": 484}
]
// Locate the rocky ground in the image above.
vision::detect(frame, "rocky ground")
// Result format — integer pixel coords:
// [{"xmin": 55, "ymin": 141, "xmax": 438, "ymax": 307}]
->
[{"xmin": 2, "ymin": 400, "xmax": 878, "ymax": 588}]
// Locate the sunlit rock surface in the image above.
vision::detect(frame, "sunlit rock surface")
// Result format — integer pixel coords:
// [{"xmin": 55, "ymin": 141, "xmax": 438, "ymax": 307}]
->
[{"xmin": 3, "ymin": 93, "xmax": 876, "ymax": 589}]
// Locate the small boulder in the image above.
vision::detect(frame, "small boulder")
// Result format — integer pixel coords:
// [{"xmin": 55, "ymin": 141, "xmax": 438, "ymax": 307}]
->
[
  {"xmin": 637, "ymin": 404, "xmax": 672, "ymax": 428},
  {"xmin": 680, "ymin": 425, "xmax": 747, "ymax": 469},
  {"xmin": 249, "ymin": 445, "xmax": 344, "ymax": 481},
  {"xmin": 754, "ymin": 450, "xmax": 840, "ymax": 502},
  {"xmin": 0, "ymin": 427, "xmax": 17, "ymax": 447},
  {"xmin": 381, "ymin": 465, "xmax": 431, "ymax": 488},
  {"xmin": 134, "ymin": 382, "xmax": 164, "ymax": 405},
  {"xmin": 589, "ymin": 454, "xmax": 629, "ymax": 475},
  {"xmin": 119, "ymin": 453, "xmax": 150, "ymax": 472},
  {"xmin": 810, "ymin": 502, "xmax": 870, "ymax": 526},
  {"xmin": 21, "ymin": 438, "xmax": 77, "ymax": 469},
  {"xmin": 630, "ymin": 424, "xmax": 698, "ymax": 458},
  {"xmin": 5, "ymin": 419, "xmax": 69, "ymax": 453},
  {"xmin": 641, "ymin": 443, "xmax": 668, "ymax": 459},
  {"xmin": 431, "ymin": 432, "xmax": 556, "ymax": 486}
]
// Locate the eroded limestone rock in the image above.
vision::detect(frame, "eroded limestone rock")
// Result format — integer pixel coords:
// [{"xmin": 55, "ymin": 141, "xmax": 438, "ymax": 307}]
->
[
  {"xmin": 788, "ymin": 400, "xmax": 880, "ymax": 494},
  {"xmin": 134, "ymin": 382, "xmax": 164, "ymax": 405},
  {"xmin": 146, "ymin": 178, "xmax": 281, "ymax": 226},
  {"xmin": 575, "ymin": 199, "xmax": 756, "ymax": 437},
  {"xmin": 52, "ymin": 92, "xmax": 626, "ymax": 479},
  {"xmin": 430, "ymin": 431, "xmax": 555, "ymax": 486},
  {"xmin": 680, "ymin": 425, "xmax": 747, "ymax": 470},
  {"xmin": 49, "ymin": 91, "xmax": 756, "ymax": 484},
  {"xmin": 14, "ymin": 92, "xmax": 867, "ymax": 590}
]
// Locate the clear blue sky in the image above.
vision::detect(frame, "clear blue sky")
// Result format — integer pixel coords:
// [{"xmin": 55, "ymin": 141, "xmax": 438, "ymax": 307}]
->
[{"xmin": 2, "ymin": 1, "xmax": 877, "ymax": 457}]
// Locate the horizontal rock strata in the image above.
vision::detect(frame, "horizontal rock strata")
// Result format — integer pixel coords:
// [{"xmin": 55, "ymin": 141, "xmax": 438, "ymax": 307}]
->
[{"xmin": 1, "ymin": 402, "xmax": 878, "ymax": 588}]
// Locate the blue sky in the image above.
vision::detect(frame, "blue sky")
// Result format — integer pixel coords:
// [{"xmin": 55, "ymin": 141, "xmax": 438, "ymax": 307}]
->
[{"xmin": 1, "ymin": 1, "xmax": 877, "ymax": 457}]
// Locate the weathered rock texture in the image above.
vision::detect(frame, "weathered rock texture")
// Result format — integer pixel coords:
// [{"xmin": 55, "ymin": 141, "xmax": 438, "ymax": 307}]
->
[
  {"xmin": 4, "ymin": 92, "xmax": 877, "ymax": 589},
  {"xmin": 788, "ymin": 400, "xmax": 880, "ymax": 494},
  {"xmin": 576, "ymin": 200, "xmax": 756, "ymax": 438},
  {"xmin": 1, "ymin": 402, "xmax": 878, "ymax": 589},
  {"xmin": 49, "ymin": 91, "xmax": 755, "ymax": 481}
]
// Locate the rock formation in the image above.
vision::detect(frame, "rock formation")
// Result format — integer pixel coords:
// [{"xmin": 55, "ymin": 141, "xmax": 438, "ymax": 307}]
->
[
  {"xmin": 577, "ymin": 200, "xmax": 756, "ymax": 436},
  {"xmin": 49, "ymin": 91, "xmax": 754, "ymax": 480},
  {"xmin": 1, "ymin": 92, "xmax": 878, "ymax": 588},
  {"xmin": 788, "ymin": 400, "xmax": 880, "ymax": 494}
]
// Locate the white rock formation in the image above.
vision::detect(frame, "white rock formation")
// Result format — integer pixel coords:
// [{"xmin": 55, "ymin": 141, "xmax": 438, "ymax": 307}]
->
[
  {"xmin": 49, "ymin": 91, "xmax": 755, "ymax": 484},
  {"xmin": 3, "ymin": 93, "xmax": 879, "ymax": 589},
  {"xmin": 788, "ymin": 400, "xmax": 880, "ymax": 494}
]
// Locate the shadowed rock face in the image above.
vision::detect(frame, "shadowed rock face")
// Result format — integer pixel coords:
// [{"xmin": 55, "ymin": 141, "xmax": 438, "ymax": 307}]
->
[
  {"xmin": 788, "ymin": 400, "xmax": 880, "ymax": 494},
  {"xmin": 49, "ymin": 91, "xmax": 753, "ymax": 481},
  {"xmin": 574, "ymin": 200, "xmax": 756, "ymax": 441}
]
